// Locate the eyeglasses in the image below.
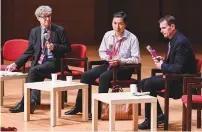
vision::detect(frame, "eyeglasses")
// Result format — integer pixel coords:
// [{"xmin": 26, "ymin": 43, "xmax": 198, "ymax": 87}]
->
[{"xmin": 39, "ymin": 15, "xmax": 51, "ymax": 20}]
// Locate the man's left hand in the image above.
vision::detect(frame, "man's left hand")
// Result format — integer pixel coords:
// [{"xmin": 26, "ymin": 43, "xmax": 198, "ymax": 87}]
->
[
  {"xmin": 46, "ymin": 42, "xmax": 54, "ymax": 51},
  {"xmin": 109, "ymin": 60, "xmax": 120, "ymax": 66},
  {"xmin": 155, "ymin": 60, "xmax": 163, "ymax": 69}
]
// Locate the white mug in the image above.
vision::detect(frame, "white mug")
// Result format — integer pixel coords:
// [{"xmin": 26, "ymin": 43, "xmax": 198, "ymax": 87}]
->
[
  {"xmin": 66, "ymin": 76, "xmax": 72, "ymax": 85},
  {"xmin": 51, "ymin": 73, "xmax": 57, "ymax": 83},
  {"xmin": 130, "ymin": 84, "xmax": 137, "ymax": 94}
]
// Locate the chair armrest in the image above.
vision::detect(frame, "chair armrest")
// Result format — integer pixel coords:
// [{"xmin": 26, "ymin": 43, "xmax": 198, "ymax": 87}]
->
[
  {"xmin": 151, "ymin": 68, "xmax": 163, "ymax": 76},
  {"xmin": 61, "ymin": 57, "xmax": 88, "ymax": 62},
  {"xmin": 183, "ymin": 77, "xmax": 202, "ymax": 95},
  {"xmin": 165, "ymin": 73, "xmax": 201, "ymax": 80},
  {"xmin": 88, "ymin": 60, "xmax": 105, "ymax": 70}
]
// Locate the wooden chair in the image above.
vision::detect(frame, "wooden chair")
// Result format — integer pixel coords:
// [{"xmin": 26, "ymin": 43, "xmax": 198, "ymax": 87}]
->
[
  {"xmin": 151, "ymin": 59, "xmax": 202, "ymax": 130},
  {"xmin": 37, "ymin": 44, "xmax": 88, "ymax": 108},
  {"xmin": 1, "ymin": 39, "xmax": 29, "ymax": 97},
  {"xmin": 181, "ymin": 77, "xmax": 202, "ymax": 131},
  {"xmin": 88, "ymin": 60, "xmax": 142, "ymax": 114},
  {"xmin": 59, "ymin": 44, "xmax": 88, "ymax": 108}
]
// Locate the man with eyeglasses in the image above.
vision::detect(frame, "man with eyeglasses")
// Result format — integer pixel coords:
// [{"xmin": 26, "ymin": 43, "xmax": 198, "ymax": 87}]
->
[{"xmin": 7, "ymin": 5, "xmax": 71, "ymax": 113}]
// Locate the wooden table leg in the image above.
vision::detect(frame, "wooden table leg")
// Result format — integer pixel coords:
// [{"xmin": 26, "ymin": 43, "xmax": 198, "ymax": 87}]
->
[
  {"xmin": 132, "ymin": 104, "xmax": 138, "ymax": 131},
  {"xmin": 82, "ymin": 88, "xmax": 88, "ymax": 121},
  {"xmin": 24, "ymin": 88, "xmax": 30, "ymax": 121},
  {"xmin": 109, "ymin": 103, "xmax": 115, "ymax": 131},
  {"xmin": 51, "ymin": 90, "xmax": 56, "ymax": 127},
  {"xmin": 56, "ymin": 91, "xmax": 62, "ymax": 118},
  {"xmin": 92, "ymin": 98, "xmax": 98, "ymax": 131},
  {"xmin": 151, "ymin": 102, "xmax": 157, "ymax": 131}
]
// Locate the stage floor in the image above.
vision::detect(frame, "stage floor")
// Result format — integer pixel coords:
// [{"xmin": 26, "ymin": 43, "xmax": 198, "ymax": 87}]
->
[{"xmin": 1, "ymin": 43, "xmax": 202, "ymax": 131}]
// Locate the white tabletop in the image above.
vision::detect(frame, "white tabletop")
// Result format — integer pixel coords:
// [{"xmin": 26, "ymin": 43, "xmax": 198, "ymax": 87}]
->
[
  {"xmin": 92, "ymin": 92, "xmax": 157, "ymax": 104},
  {"xmin": 0, "ymin": 71, "xmax": 27, "ymax": 81},
  {"xmin": 24, "ymin": 80, "xmax": 88, "ymax": 92}
]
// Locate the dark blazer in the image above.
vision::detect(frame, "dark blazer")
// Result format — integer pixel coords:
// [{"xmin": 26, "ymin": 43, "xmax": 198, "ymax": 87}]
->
[
  {"xmin": 162, "ymin": 30, "xmax": 197, "ymax": 98},
  {"xmin": 15, "ymin": 23, "xmax": 71, "ymax": 71}
]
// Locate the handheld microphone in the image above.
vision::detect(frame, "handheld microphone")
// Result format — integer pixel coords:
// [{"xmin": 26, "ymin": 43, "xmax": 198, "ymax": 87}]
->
[
  {"xmin": 44, "ymin": 32, "xmax": 50, "ymax": 42},
  {"xmin": 146, "ymin": 45, "xmax": 158, "ymax": 57}
]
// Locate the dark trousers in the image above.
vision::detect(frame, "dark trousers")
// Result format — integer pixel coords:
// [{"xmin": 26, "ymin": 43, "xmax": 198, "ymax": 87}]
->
[
  {"xmin": 20, "ymin": 60, "xmax": 56, "ymax": 104},
  {"xmin": 140, "ymin": 75, "xmax": 165, "ymax": 120},
  {"xmin": 75, "ymin": 64, "xmax": 133, "ymax": 113}
]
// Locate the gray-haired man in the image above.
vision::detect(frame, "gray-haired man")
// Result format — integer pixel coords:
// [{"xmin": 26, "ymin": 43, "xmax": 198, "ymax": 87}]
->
[{"xmin": 7, "ymin": 5, "xmax": 71, "ymax": 113}]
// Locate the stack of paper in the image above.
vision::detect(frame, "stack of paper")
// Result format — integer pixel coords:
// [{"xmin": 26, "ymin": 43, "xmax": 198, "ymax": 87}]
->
[{"xmin": 0, "ymin": 71, "xmax": 23, "ymax": 76}]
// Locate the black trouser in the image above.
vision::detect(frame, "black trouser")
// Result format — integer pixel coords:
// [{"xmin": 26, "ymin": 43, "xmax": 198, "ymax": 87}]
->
[
  {"xmin": 20, "ymin": 60, "xmax": 57, "ymax": 104},
  {"xmin": 75, "ymin": 64, "xmax": 133, "ymax": 113},
  {"xmin": 140, "ymin": 75, "xmax": 165, "ymax": 120}
]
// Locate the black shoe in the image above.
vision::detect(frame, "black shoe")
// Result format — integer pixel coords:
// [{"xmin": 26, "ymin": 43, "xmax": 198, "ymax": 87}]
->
[
  {"xmin": 64, "ymin": 106, "xmax": 79, "ymax": 115},
  {"xmin": 30, "ymin": 99, "xmax": 37, "ymax": 114},
  {"xmin": 138, "ymin": 114, "xmax": 165, "ymax": 130},
  {"xmin": 9, "ymin": 102, "xmax": 24, "ymax": 113},
  {"xmin": 138, "ymin": 118, "xmax": 150, "ymax": 129},
  {"xmin": 157, "ymin": 113, "xmax": 164, "ymax": 124},
  {"xmin": 88, "ymin": 113, "xmax": 101, "ymax": 120}
]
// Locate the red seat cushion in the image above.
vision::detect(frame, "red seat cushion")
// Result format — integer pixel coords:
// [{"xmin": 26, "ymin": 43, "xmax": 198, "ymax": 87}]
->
[
  {"xmin": 57, "ymin": 70, "xmax": 84, "ymax": 76},
  {"xmin": 181, "ymin": 95, "xmax": 202, "ymax": 104}
]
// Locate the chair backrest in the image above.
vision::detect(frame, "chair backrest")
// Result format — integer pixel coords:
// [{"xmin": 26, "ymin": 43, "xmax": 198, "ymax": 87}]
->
[
  {"xmin": 3, "ymin": 39, "xmax": 28, "ymax": 61},
  {"xmin": 65, "ymin": 44, "xmax": 87, "ymax": 67},
  {"xmin": 196, "ymin": 59, "xmax": 202, "ymax": 73}
]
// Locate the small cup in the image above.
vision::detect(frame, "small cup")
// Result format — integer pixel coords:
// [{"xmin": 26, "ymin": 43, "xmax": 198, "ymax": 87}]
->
[
  {"xmin": 51, "ymin": 73, "xmax": 57, "ymax": 83},
  {"xmin": 130, "ymin": 84, "xmax": 137, "ymax": 94},
  {"xmin": 66, "ymin": 76, "xmax": 72, "ymax": 85}
]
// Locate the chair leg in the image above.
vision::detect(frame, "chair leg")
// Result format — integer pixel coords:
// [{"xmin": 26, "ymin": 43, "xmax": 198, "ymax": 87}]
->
[
  {"xmin": 64, "ymin": 91, "xmax": 67, "ymax": 103},
  {"xmin": 61, "ymin": 91, "xmax": 66, "ymax": 109},
  {"xmin": 1, "ymin": 81, "xmax": 4, "ymax": 106},
  {"xmin": 2, "ymin": 81, "xmax": 4, "ymax": 96},
  {"xmin": 186, "ymin": 102, "xmax": 192, "ymax": 131},
  {"xmin": 164, "ymin": 98, "xmax": 169, "ymax": 130},
  {"xmin": 197, "ymin": 109, "xmax": 201, "ymax": 128},
  {"xmin": 138, "ymin": 104, "xmax": 141, "ymax": 115},
  {"xmin": 182, "ymin": 104, "xmax": 187, "ymax": 131}
]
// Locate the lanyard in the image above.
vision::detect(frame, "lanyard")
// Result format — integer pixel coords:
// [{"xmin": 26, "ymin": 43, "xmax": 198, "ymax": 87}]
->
[
  {"xmin": 41, "ymin": 30, "xmax": 51, "ymax": 53},
  {"xmin": 112, "ymin": 37, "xmax": 123, "ymax": 57}
]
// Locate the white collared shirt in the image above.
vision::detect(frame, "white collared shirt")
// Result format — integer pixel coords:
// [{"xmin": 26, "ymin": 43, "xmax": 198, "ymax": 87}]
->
[{"xmin": 99, "ymin": 29, "xmax": 140, "ymax": 64}]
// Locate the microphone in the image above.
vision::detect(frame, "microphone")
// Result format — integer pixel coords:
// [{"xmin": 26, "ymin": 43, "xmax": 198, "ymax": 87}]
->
[
  {"xmin": 146, "ymin": 45, "xmax": 158, "ymax": 57},
  {"xmin": 43, "ymin": 31, "xmax": 50, "ymax": 42}
]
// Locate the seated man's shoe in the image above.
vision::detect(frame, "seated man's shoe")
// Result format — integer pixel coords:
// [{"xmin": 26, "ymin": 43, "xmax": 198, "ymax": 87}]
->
[
  {"xmin": 88, "ymin": 113, "xmax": 101, "ymax": 120},
  {"xmin": 157, "ymin": 113, "xmax": 165, "ymax": 124},
  {"xmin": 64, "ymin": 106, "xmax": 79, "ymax": 115},
  {"xmin": 139, "ymin": 118, "xmax": 150, "ymax": 129},
  {"xmin": 9, "ymin": 102, "xmax": 24, "ymax": 113},
  {"xmin": 139, "ymin": 114, "xmax": 165, "ymax": 130},
  {"xmin": 30, "ymin": 99, "xmax": 37, "ymax": 114}
]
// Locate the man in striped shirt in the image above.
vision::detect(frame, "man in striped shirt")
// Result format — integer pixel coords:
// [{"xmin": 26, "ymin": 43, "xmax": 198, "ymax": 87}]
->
[{"xmin": 64, "ymin": 11, "xmax": 141, "ymax": 119}]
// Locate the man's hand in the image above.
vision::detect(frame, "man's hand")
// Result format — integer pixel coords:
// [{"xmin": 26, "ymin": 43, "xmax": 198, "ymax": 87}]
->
[
  {"xmin": 152, "ymin": 56, "xmax": 164, "ymax": 62},
  {"xmin": 46, "ymin": 41, "xmax": 54, "ymax": 51},
  {"xmin": 155, "ymin": 60, "xmax": 163, "ymax": 69},
  {"xmin": 5, "ymin": 63, "xmax": 17, "ymax": 71},
  {"xmin": 109, "ymin": 60, "xmax": 120, "ymax": 66}
]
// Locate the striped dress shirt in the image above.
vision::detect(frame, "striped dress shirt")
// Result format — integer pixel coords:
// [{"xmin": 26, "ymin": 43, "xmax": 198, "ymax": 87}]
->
[{"xmin": 99, "ymin": 29, "xmax": 140, "ymax": 64}]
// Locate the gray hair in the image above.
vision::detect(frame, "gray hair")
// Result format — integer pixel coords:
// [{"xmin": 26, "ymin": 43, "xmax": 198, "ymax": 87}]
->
[{"xmin": 35, "ymin": 5, "xmax": 52, "ymax": 18}]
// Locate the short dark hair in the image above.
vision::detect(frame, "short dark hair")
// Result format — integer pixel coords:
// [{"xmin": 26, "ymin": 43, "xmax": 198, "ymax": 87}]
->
[
  {"xmin": 113, "ymin": 11, "xmax": 127, "ymax": 24},
  {"xmin": 159, "ymin": 15, "xmax": 177, "ymax": 27}
]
